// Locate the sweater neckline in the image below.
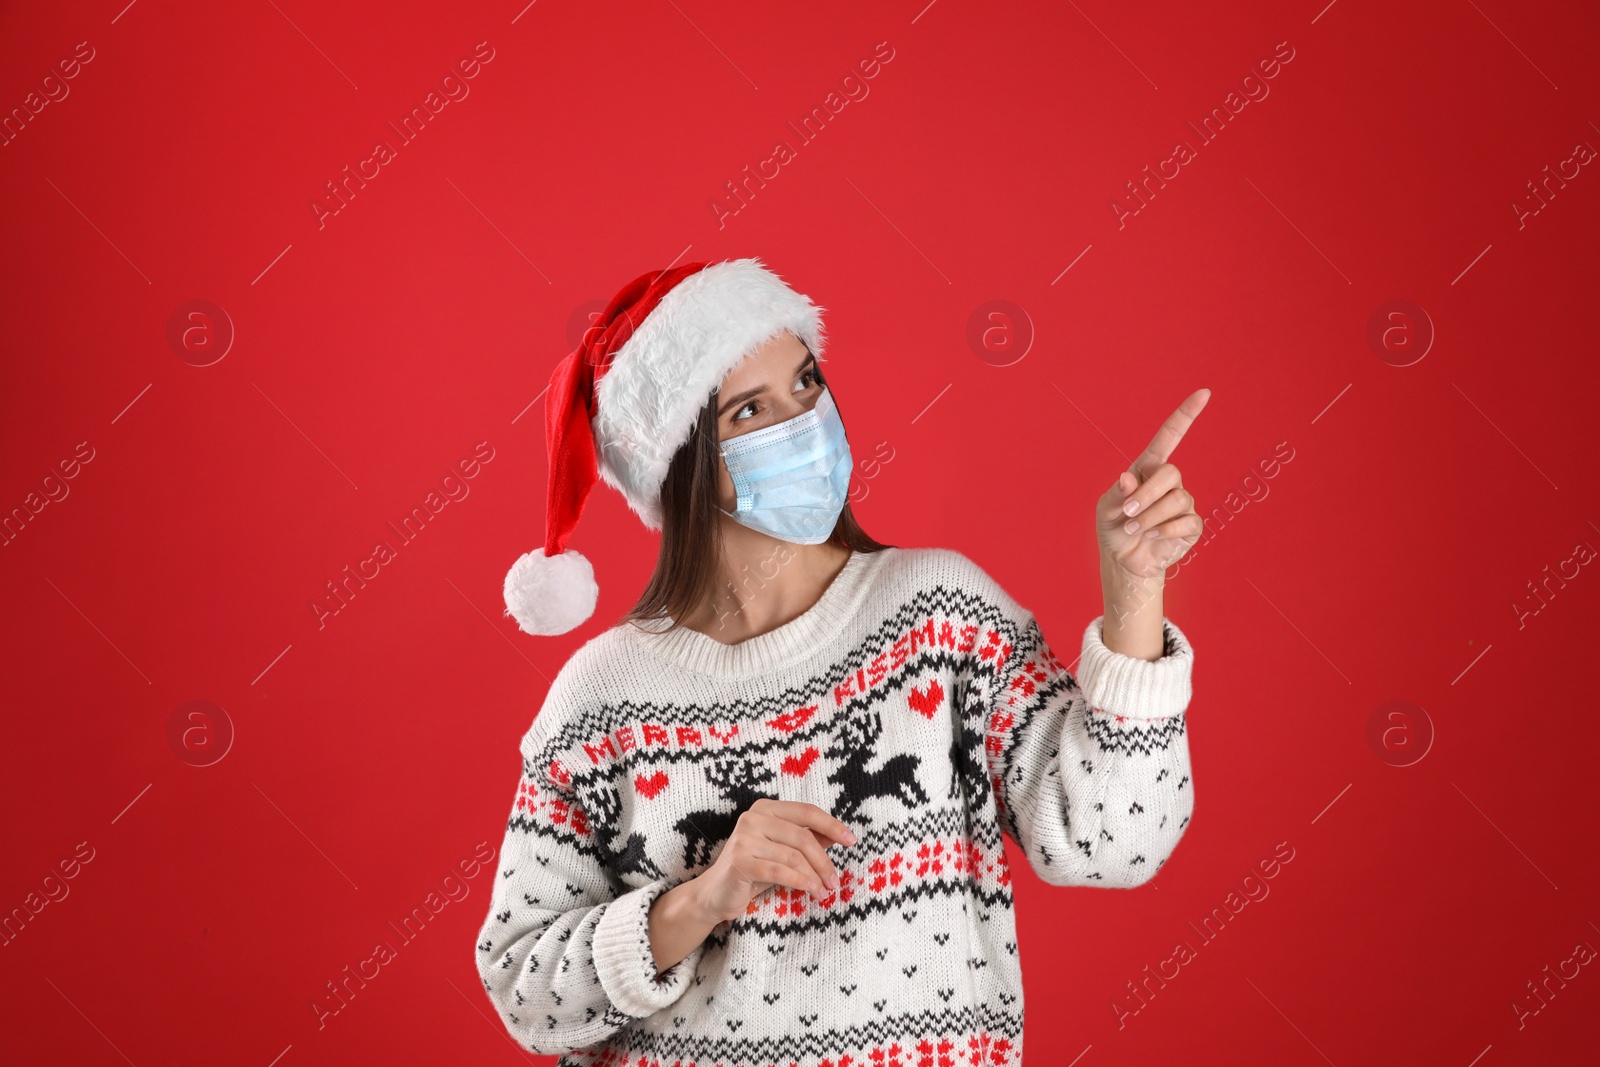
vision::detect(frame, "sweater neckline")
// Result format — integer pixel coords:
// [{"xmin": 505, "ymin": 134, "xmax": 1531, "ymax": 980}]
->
[{"xmin": 620, "ymin": 547, "xmax": 888, "ymax": 679}]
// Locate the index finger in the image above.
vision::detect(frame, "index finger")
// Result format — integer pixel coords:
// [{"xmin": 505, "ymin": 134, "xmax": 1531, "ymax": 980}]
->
[
  {"xmin": 1130, "ymin": 388, "xmax": 1211, "ymax": 480},
  {"xmin": 759, "ymin": 799, "xmax": 857, "ymax": 844}
]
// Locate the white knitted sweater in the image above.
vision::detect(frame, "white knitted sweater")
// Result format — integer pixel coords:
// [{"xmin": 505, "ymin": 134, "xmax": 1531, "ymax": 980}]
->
[{"xmin": 475, "ymin": 545, "xmax": 1196, "ymax": 1065}]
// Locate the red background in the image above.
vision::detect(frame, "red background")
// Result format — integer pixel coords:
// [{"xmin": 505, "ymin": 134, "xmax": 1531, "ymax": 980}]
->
[{"xmin": 3, "ymin": 1, "xmax": 1597, "ymax": 1064}]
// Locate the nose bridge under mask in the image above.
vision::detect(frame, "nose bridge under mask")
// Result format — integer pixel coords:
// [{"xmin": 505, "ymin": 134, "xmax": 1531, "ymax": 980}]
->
[
  {"xmin": 721, "ymin": 385, "xmax": 837, "ymax": 454},
  {"xmin": 729, "ymin": 387, "xmax": 838, "ymax": 469}
]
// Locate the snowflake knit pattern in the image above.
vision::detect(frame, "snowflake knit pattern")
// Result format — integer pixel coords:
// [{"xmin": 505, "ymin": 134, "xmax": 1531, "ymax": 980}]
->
[{"xmin": 475, "ymin": 545, "xmax": 1196, "ymax": 1066}]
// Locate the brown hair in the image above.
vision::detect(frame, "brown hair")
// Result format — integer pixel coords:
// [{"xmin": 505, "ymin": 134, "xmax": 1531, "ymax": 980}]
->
[{"xmin": 617, "ymin": 358, "xmax": 893, "ymax": 632}]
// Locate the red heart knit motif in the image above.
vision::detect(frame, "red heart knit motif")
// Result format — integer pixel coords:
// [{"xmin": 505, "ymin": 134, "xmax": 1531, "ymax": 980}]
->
[
  {"xmin": 781, "ymin": 746, "xmax": 820, "ymax": 777},
  {"xmin": 908, "ymin": 678, "xmax": 945, "ymax": 719},
  {"xmin": 634, "ymin": 770, "xmax": 669, "ymax": 799}
]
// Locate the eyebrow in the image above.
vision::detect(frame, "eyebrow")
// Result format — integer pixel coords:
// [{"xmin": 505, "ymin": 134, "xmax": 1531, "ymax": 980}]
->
[{"xmin": 717, "ymin": 351, "xmax": 818, "ymax": 417}]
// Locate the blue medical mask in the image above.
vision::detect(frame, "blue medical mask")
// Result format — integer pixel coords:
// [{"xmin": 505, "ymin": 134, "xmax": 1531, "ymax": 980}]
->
[{"xmin": 717, "ymin": 385, "xmax": 852, "ymax": 544}]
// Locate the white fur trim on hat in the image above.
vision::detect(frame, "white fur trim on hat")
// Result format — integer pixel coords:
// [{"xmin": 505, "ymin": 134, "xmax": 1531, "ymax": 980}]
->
[
  {"xmin": 502, "ymin": 547, "xmax": 599, "ymax": 636},
  {"xmin": 591, "ymin": 257, "xmax": 826, "ymax": 531}
]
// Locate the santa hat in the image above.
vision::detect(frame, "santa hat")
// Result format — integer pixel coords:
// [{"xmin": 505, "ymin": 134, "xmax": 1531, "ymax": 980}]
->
[{"xmin": 502, "ymin": 256, "xmax": 828, "ymax": 636}]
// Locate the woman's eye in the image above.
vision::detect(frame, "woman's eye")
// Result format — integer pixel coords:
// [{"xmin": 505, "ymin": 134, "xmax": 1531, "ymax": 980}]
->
[{"xmin": 730, "ymin": 371, "xmax": 820, "ymax": 423}]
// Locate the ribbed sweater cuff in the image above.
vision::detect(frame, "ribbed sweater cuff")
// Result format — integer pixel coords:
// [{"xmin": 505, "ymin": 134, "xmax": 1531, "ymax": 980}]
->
[
  {"xmin": 1077, "ymin": 615, "xmax": 1195, "ymax": 719},
  {"xmin": 592, "ymin": 877, "xmax": 705, "ymax": 1019}
]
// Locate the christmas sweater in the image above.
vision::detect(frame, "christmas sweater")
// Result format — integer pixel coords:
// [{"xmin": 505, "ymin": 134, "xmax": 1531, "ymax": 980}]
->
[{"xmin": 475, "ymin": 545, "xmax": 1196, "ymax": 1065}]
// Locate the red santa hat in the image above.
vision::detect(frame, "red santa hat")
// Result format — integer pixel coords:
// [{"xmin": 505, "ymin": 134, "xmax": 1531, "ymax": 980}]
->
[{"xmin": 503, "ymin": 256, "xmax": 827, "ymax": 636}]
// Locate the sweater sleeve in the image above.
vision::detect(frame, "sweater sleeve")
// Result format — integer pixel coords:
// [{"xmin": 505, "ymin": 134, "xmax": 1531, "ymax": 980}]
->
[
  {"xmin": 474, "ymin": 723, "xmax": 707, "ymax": 1055},
  {"xmin": 978, "ymin": 610, "xmax": 1196, "ymax": 888}
]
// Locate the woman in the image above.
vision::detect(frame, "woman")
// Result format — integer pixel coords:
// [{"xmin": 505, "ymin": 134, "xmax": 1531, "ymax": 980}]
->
[{"xmin": 476, "ymin": 257, "xmax": 1207, "ymax": 1065}]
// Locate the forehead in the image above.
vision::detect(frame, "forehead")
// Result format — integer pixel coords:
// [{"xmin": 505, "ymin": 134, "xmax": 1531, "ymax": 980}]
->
[{"xmin": 716, "ymin": 330, "xmax": 809, "ymax": 395}]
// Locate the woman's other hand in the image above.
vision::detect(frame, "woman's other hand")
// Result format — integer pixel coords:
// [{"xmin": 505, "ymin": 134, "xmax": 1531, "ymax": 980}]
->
[{"xmin": 690, "ymin": 799, "xmax": 856, "ymax": 925}]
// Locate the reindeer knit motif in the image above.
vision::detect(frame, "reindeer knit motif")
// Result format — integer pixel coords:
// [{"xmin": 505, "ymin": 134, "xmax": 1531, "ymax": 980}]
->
[{"xmin": 475, "ymin": 545, "xmax": 1197, "ymax": 1065}]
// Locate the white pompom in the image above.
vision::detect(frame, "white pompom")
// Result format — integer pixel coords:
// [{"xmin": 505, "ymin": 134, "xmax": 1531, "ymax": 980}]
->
[{"xmin": 502, "ymin": 547, "xmax": 599, "ymax": 636}]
